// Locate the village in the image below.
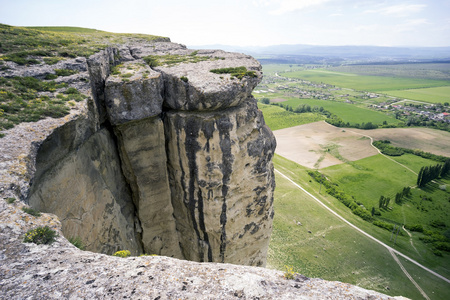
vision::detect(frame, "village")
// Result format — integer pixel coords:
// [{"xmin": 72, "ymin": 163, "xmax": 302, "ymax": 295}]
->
[{"xmin": 254, "ymin": 72, "xmax": 450, "ymax": 127}]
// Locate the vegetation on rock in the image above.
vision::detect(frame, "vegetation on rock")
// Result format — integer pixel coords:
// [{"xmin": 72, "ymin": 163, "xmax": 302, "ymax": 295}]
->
[
  {"xmin": 210, "ymin": 66, "xmax": 257, "ymax": 79},
  {"xmin": 113, "ymin": 250, "xmax": 131, "ymax": 258},
  {"xmin": 23, "ymin": 226, "xmax": 57, "ymax": 245}
]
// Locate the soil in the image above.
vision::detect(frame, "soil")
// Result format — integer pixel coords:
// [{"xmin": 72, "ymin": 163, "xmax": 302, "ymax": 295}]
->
[
  {"xmin": 273, "ymin": 121, "xmax": 450, "ymax": 169},
  {"xmin": 273, "ymin": 121, "xmax": 378, "ymax": 169},
  {"xmin": 349, "ymin": 127, "xmax": 450, "ymax": 157}
]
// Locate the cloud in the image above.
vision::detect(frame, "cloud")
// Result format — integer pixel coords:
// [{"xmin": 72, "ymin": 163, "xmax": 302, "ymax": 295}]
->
[
  {"xmin": 253, "ymin": 0, "xmax": 332, "ymax": 15},
  {"xmin": 364, "ymin": 4, "xmax": 426, "ymax": 17},
  {"xmin": 395, "ymin": 18, "xmax": 429, "ymax": 32}
]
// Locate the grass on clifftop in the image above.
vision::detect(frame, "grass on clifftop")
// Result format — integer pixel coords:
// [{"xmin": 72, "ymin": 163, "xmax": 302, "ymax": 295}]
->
[
  {"xmin": 0, "ymin": 24, "xmax": 166, "ymax": 65},
  {"xmin": 0, "ymin": 76, "xmax": 87, "ymax": 131}
]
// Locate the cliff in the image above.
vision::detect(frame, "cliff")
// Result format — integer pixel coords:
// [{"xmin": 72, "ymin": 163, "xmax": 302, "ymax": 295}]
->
[
  {"xmin": 0, "ymin": 199, "xmax": 405, "ymax": 299},
  {"xmin": 0, "ymin": 26, "xmax": 275, "ymax": 265},
  {"xmin": 0, "ymin": 25, "xmax": 403, "ymax": 299}
]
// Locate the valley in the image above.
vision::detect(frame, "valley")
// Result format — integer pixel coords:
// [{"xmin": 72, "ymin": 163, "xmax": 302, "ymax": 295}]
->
[{"xmin": 257, "ymin": 63, "xmax": 450, "ymax": 299}]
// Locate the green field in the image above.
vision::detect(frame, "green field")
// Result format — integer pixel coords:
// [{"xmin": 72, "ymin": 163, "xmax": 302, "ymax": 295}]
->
[
  {"xmin": 320, "ymin": 154, "xmax": 450, "ymax": 276},
  {"xmin": 282, "ymin": 69, "xmax": 450, "ymax": 92},
  {"xmin": 258, "ymin": 103, "xmax": 325, "ymax": 130},
  {"xmin": 280, "ymin": 98, "xmax": 401, "ymax": 126},
  {"xmin": 270, "ymin": 155, "xmax": 450, "ymax": 299},
  {"xmin": 385, "ymin": 86, "xmax": 450, "ymax": 104},
  {"xmin": 328, "ymin": 63, "xmax": 450, "ymax": 81}
]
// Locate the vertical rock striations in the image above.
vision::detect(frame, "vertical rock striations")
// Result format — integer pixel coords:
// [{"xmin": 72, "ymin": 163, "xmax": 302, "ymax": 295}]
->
[
  {"xmin": 26, "ymin": 41, "xmax": 276, "ymax": 265},
  {"xmin": 164, "ymin": 100, "xmax": 275, "ymax": 265}
]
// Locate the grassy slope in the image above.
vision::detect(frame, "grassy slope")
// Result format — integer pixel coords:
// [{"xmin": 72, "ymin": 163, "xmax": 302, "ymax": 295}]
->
[
  {"xmin": 25, "ymin": 26, "xmax": 105, "ymax": 33},
  {"xmin": 280, "ymin": 98, "xmax": 401, "ymax": 126},
  {"xmin": 385, "ymin": 86, "xmax": 450, "ymax": 104},
  {"xmin": 270, "ymin": 155, "xmax": 450, "ymax": 299},
  {"xmin": 282, "ymin": 69, "xmax": 450, "ymax": 92},
  {"xmin": 257, "ymin": 103, "xmax": 325, "ymax": 130}
]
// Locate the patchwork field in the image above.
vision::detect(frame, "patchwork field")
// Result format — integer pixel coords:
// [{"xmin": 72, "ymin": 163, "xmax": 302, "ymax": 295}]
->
[
  {"xmin": 270, "ymin": 155, "xmax": 450, "ymax": 300},
  {"xmin": 349, "ymin": 127, "xmax": 450, "ymax": 157},
  {"xmin": 257, "ymin": 103, "xmax": 325, "ymax": 131},
  {"xmin": 273, "ymin": 121, "xmax": 378, "ymax": 169},
  {"xmin": 280, "ymin": 98, "xmax": 401, "ymax": 126},
  {"xmin": 385, "ymin": 86, "xmax": 450, "ymax": 104},
  {"xmin": 281, "ymin": 69, "xmax": 450, "ymax": 92},
  {"xmin": 274, "ymin": 122, "xmax": 450, "ymax": 169}
]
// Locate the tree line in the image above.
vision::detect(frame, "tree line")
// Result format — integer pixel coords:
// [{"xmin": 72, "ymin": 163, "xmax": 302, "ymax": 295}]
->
[{"xmin": 417, "ymin": 159, "xmax": 450, "ymax": 187}]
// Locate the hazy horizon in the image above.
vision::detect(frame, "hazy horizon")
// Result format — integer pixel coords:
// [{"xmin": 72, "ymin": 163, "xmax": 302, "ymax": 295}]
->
[{"xmin": 1, "ymin": 0, "xmax": 450, "ymax": 48}]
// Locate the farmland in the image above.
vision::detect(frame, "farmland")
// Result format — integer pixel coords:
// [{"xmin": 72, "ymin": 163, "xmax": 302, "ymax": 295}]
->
[
  {"xmin": 281, "ymin": 69, "xmax": 450, "ymax": 92},
  {"xmin": 280, "ymin": 97, "xmax": 401, "ymax": 126},
  {"xmin": 257, "ymin": 103, "xmax": 325, "ymax": 131},
  {"xmin": 269, "ymin": 155, "xmax": 450, "ymax": 300},
  {"xmin": 386, "ymin": 86, "xmax": 450, "ymax": 104},
  {"xmin": 255, "ymin": 63, "xmax": 450, "ymax": 132},
  {"xmin": 258, "ymin": 63, "xmax": 450, "ymax": 298}
]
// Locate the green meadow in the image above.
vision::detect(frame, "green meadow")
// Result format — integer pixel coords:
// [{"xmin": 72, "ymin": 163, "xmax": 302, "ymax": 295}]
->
[
  {"xmin": 281, "ymin": 69, "xmax": 450, "ymax": 92},
  {"xmin": 257, "ymin": 103, "xmax": 325, "ymax": 130},
  {"xmin": 270, "ymin": 155, "xmax": 450, "ymax": 300},
  {"xmin": 279, "ymin": 98, "xmax": 401, "ymax": 126},
  {"xmin": 385, "ymin": 86, "xmax": 450, "ymax": 104}
]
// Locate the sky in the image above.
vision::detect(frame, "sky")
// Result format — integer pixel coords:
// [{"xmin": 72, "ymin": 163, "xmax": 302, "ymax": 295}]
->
[{"xmin": 1, "ymin": 0, "xmax": 450, "ymax": 47}]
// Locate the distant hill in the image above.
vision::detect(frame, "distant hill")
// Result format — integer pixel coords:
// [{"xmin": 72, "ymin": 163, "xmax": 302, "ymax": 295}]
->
[{"xmin": 190, "ymin": 44, "xmax": 450, "ymax": 65}]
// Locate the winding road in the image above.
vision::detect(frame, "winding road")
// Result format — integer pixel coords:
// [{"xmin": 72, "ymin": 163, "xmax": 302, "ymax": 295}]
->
[{"xmin": 275, "ymin": 168, "xmax": 450, "ymax": 298}]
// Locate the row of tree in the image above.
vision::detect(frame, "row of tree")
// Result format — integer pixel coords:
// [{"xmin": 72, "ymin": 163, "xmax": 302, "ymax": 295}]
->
[
  {"xmin": 394, "ymin": 186, "xmax": 412, "ymax": 204},
  {"xmin": 417, "ymin": 159, "xmax": 450, "ymax": 187}
]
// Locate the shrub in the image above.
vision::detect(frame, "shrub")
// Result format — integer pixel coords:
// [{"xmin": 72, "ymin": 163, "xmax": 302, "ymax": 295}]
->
[
  {"xmin": 23, "ymin": 226, "xmax": 58, "ymax": 245},
  {"xmin": 22, "ymin": 207, "xmax": 41, "ymax": 217},
  {"xmin": 64, "ymin": 87, "xmax": 80, "ymax": 94},
  {"xmin": 284, "ymin": 265, "xmax": 295, "ymax": 280},
  {"xmin": 373, "ymin": 220, "xmax": 394, "ymax": 232},
  {"xmin": 68, "ymin": 236, "xmax": 85, "ymax": 250},
  {"xmin": 113, "ymin": 250, "xmax": 131, "ymax": 258},
  {"xmin": 260, "ymin": 98, "xmax": 270, "ymax": 104},
  {"xmin": 43, "ymin": 57, "xmax": 63, "ymax": 65},
  {"xmin": 430, "ymin": 220, "xmax": 446, "ymax": 228},
  {"xmin": 54, "ymin": 69, "xmax": 78, "ymax": 77},
  {"xmin": 180, "ymin": 76, "xmax": 188, "ymax": 83},
  {"xmin": 405, "ymin": 224, "xmax": 424, "ymax": 232},
  {"xmin": 210, "ymin": 66, "xmax": 257, "ymax": 79},
  {"xmin": 45, "ymin": 74, "xmax": 58, "ymax": 80},
  {"xmin": 6, "ymin": 197, "xmax": 16, "ymax": 204},
  {"xmin": 434, "ymin": 242, "xmax": 450, "ymax": 252}
]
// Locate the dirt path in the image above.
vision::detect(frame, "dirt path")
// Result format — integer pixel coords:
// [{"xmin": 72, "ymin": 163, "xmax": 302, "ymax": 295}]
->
[
  {"xmin": 334, "ymin": 123, "xmax": 418, "ymax": 176},
  {"xmin": 274, "ymin": 122, "xmax": 450, "ymax": 170},
  {"xmin": 273, "ymin": 121, "xmax": 378, "ymax": 169},
  {"xmin": 388, "ymin": 249, "xmax": 430, "ymax": 300},
  {"xmin": 275, "ymin": 169, "xmax": 450, "ymax": 289}
]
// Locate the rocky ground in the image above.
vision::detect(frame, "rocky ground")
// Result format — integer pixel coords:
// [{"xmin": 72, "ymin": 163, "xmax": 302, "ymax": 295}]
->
[{"xmin": 0, "ymin": 199, "xmax": 407, "ymax": 299}]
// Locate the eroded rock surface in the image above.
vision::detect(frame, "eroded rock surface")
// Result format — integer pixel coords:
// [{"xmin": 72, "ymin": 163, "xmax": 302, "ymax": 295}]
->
[
  {"xmin": 1, "ymin": 39, "xmax": 275, "ymax": 265},
  {"xmin": 0, "ymin": 34, "xmax": 407, "ymax": 300},
  {"xmin": 0, "ymin": 199, "xmax": 406, "ymax": 299}
]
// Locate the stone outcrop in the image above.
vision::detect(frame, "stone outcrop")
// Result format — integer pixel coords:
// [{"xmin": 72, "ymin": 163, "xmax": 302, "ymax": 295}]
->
[
  {"xmin": 1, "ymin": 39, "xmax": 276, "ymax": 265},
  {"xmin": 0, "ymin": 32, "xmax": 406, "ymax": 299},
  {"xmin": 0, "ymin": 199, "xmax": 406, "ymax": 299}
]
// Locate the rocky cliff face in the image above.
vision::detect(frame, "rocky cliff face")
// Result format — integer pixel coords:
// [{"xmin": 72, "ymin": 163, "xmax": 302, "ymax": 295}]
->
[
  {"xmin": 0, "ymin": 29, "xmax": 406, "ymax": 299},
  {"xmin": 1, "ymin": 39, "xmax": 276, "ymax": 265},
  {"xmin": 0, "ymin": 199, "xmax": 405, "ymax": 299}
]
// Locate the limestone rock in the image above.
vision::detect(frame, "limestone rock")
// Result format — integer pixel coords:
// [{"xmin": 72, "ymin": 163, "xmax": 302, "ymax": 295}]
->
[
  {"xmin": 0, "ymin": 199, "xmax": 406, "ymax": 300},
  {"xmin": 164, "ymin": 98, "xmax": 276, "ymax": 265},
  {"xmin": 3, "ymin": 38, "xmax": 276, "ymax": 265},
  {"xmin": 113, "ymin": 117, "xmax": 182, "ymax": 257},
  {"xmin": 28, "ymin": 128, "xmax": 141, "ymax": 255},
  {"xmin": 104, "ymin": 61, "xmax": 163, "ymax": 125}
]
